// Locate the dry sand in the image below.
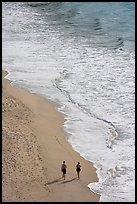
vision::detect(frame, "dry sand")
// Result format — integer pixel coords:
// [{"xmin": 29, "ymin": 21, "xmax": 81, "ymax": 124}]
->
[{"xmin": 2, "ymin": 69, "xmax": 100, "ymax": 202}]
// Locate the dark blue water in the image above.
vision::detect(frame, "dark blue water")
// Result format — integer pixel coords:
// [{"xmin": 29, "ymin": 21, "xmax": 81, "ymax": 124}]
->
[{"xmin": 2, "ymin": 2, "xmax": 135, "ymax": 202}]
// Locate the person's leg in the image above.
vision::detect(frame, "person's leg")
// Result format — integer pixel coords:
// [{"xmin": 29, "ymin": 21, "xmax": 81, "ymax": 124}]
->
[
  {"xmin": 63, "ymin": 170, "xmax": 66, "ymax": 179},
  {"xmin": 78, "ymin": 171, "xmax": 80, "ymax": 179},
  {"xmin": 64, "ymin": 172, "xmax": 66, "ymax": 179}
]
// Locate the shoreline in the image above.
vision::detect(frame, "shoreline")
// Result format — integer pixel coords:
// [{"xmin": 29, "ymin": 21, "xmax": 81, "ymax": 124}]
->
[{"xmin": 2, "ymin": 69, "xmax": 100, "ymax": 202}]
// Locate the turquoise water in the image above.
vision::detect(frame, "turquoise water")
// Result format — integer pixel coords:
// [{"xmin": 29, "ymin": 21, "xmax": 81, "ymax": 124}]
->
[{"xmin": 2, "ymin": 2, "xmax": 135, "ymax": 202}]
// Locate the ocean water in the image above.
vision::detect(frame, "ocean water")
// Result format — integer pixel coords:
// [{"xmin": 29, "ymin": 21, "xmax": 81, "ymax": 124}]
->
[{"xmin": 2, "ymin": 2, "xmax": 135, "ymax": 202}]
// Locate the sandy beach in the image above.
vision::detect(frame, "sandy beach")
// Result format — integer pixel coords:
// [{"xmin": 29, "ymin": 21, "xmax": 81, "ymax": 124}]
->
[{"xmin": 2, "ymin": 69, "xmax": 100, "ymax": 202}]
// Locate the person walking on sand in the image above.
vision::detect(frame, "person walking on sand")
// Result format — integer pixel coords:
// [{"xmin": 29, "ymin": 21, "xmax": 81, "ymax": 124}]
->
[
  {"xmin": 76, "ymin": 162, "xmax": 81, "ymax": 179},
  {"xmin": 61, "ymin": 161, "xmax": 67, "ymax": 180}
]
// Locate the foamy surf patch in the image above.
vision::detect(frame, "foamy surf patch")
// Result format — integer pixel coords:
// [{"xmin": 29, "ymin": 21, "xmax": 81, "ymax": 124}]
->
[{"xmin": 106, "ymin": 126, "xmax": 118, "ymax": 148}]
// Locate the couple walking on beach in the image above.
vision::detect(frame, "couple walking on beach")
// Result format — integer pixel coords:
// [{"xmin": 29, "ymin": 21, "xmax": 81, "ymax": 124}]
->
[{"xmin": 61, "ymin": 161, "xmax": 81, "ymax": 180}]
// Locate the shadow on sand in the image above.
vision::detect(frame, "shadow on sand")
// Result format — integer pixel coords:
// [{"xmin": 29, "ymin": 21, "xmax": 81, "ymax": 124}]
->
[
  {"xmin": 45, "ymin": 177, "xmax": 63, "ymax": 185},
  {"xmin": 60, "ymin": 177, "xmax": 77, "ymax": 184},
  {"xmin": 45, "ymin": 177, "xmax": 77, "ymax": 186}
]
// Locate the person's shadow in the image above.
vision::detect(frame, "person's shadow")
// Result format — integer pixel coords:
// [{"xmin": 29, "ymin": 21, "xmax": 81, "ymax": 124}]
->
[
  {"xmin": 45, "ymin": 177, "xmax": 63, "ymax": 185},
  {"xmin": 60, "ymin": 177, "xmax": 77, "ymax": 184},
  {"xmin": 45, "ymin": 177, "xmax": 77, "ymax": 186}
]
